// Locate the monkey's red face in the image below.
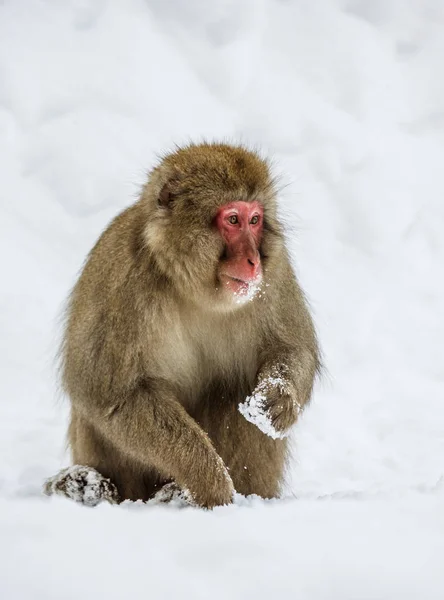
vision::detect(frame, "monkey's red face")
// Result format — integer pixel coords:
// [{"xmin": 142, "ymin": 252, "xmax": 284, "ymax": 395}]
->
[{"xmin": 214, "ymin": 201, "xmax": 263, "ymax": 301}]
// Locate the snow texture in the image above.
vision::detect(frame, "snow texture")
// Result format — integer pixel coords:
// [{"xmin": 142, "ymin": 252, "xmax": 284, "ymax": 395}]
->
[
  {"xmin": 233, "ymin": 278, "xmax": 263, "ymax": 304},
  {"xmin": 1, "ymin": 0, "xmax": 444, "ymax": 598}
]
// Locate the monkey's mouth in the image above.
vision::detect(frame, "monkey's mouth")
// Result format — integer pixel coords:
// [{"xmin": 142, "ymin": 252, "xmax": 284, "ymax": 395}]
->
[{"xmin": 220, "ymin": 274, "xmax": 262, "ymax": 299}]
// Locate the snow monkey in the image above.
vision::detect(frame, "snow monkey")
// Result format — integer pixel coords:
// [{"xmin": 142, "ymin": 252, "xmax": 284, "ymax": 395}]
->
[{"xmin": 44, "ymin": 143, "xmax": 320, "ymax": 508}]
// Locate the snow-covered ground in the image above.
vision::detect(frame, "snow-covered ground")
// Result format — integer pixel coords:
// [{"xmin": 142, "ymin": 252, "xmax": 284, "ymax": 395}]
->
[{"xmin": 1, "ymin": 1, "xmax": 444, "ymax": 598}]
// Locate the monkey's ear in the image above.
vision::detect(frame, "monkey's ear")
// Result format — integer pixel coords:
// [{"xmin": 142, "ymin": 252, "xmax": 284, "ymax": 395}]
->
[
  {"xmin": 158, "ymin": 168, "xmax": 185, "ymax": 208},
  {"xmin": 158, "ymin": 183, "xmax": 175, "ymax": 208}
]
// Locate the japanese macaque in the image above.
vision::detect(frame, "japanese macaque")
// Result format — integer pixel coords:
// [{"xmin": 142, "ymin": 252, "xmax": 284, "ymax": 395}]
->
[{"xmin": 44, "ymin": 143, "xmax": 320, "ymax": 509}]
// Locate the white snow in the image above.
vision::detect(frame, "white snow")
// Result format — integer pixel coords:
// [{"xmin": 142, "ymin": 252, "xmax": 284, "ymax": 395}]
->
[
  {"xmin": 1, "ymin": 0, "xmax": 444, "ymax": 598},
  {"xmin": 233, "ymin": 278, "xmax": 263, "ymax": 304}
]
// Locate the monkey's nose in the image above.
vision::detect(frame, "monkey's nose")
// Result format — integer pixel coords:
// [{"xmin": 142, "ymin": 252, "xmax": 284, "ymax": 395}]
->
[{"xmin": 247, "ymin": 255, "xmax": 260, "ymax": 277}]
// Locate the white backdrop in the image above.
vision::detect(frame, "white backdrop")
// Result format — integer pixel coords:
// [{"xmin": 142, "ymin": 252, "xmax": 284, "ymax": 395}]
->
[{"xmin": 1, "ymin": 1, "xmax": 444, "ymax": 598}]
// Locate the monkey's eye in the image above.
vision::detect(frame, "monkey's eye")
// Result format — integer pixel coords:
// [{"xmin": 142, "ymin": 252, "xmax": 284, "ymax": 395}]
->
[
  {"xmin": 250, "ymin": 215, "xmax": 260, "ymax": 225},
  {"xmin": 228, "ymin": 215, "xmax": 238, "ymax": 225}
]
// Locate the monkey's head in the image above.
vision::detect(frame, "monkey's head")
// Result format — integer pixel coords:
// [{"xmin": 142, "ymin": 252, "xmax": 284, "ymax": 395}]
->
[{"xmin": 142, "ymin": 143, "xmax": 284, "ymax": 311}]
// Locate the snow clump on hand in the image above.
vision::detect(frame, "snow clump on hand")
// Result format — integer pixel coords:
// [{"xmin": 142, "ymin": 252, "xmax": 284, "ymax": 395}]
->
[{"xmin": 238, "ymin": 374, "xmax": 298, "ymax": 440}]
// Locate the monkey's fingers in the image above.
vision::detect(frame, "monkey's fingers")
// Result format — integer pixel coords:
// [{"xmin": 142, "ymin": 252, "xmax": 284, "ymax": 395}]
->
[
  {"xmin": 266, "ymin": 391, "xmax": 300, "ymax": 434},
  {"xmin": 43, "ymin": 465, "xmax": 120, "ymax": 507}
]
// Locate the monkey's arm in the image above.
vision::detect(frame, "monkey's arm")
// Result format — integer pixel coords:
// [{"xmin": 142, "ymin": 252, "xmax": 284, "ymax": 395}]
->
[
  {"xmin": 74, "ymin": 385, "xmax": 234, "ymax": 508},
  {"xmin": 240, "ymin": 271, "xmax": 320, "ymax": 438}
]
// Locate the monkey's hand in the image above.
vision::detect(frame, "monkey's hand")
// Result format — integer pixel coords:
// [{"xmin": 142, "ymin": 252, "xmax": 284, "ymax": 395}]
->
[
  {"xmin": 239, "ymin": 366, "xmax": 302, "ymax": 439},
  {"xmin": 185, "ymin": 451, "xmax": 235, "ymax": 509},
  {"xmin": 151, "ymin": 482, "xmax": 196, "ymax": 507}
]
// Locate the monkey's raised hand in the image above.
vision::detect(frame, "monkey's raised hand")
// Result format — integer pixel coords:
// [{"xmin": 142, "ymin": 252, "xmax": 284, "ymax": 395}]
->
[{"xmin": 239, "ymin": 365, "xmax": 303, "ymax": 439}]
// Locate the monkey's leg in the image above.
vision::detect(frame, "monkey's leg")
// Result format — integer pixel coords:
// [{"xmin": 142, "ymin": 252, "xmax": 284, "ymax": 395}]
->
[
  {"xmin": 43, "ymin": 465, "xmax": 120, "ymax": 507},
  {"xmin": 196, "ymin": 398, "xmax": 288, "ymax": 499},
  {"xmin": 69, "ymin": 410, "xmax": 169, "ymax": 502},
  {"xmin": 72, "ymin": 386, "xmax": 234, "ymax": 509}
]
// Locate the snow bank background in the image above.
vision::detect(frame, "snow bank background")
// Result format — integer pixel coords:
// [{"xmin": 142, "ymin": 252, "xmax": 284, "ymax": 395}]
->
[{"xmin": 1, "ymin": 0, "xmax": 444, "ymax": 598}]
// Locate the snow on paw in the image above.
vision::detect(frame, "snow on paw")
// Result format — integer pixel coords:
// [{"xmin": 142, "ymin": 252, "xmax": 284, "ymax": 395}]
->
[
  {"xmin": 149, "ymin": 482, "xmax": 195, "ymax": 508},
  {"xmin": 239, "ymin": 392, "xmax": 288, "ymax": 440},
  {"xmin": 43, "ymin": 465, "xmax": 120, "ymax": 507},
  {"xmin": 238, "ymin": 371, "xmax": 301, "ymax": 439}
]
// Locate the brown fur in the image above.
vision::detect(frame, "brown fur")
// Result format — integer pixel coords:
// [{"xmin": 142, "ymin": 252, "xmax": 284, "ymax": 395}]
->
[{"xmin": 54, "ymin": 142, "xmax": 320, "ymax": 508}]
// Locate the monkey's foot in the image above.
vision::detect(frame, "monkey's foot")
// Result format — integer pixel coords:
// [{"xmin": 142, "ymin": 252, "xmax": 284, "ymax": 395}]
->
[
  {"xmin": 150, "ymin": 482, "xmax": 195, "ymax": 508},
  {"xmin": 43, "ymin": 465, "xmax": 120, "ymax": 507}
]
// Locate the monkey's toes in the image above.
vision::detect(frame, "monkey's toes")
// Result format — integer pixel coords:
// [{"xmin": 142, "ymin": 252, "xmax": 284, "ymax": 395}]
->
[{"xmin": 43, "ymin": 465, "xmax": 120, "ymax": 507}]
